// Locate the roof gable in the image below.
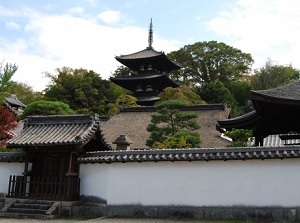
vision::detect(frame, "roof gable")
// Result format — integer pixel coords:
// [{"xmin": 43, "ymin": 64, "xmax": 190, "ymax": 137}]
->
[{"xmin": 7, "ymin": 114, "xmax": 111, "ymax": 150}]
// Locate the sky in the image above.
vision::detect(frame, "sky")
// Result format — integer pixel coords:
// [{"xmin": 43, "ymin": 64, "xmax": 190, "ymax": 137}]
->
[{"xmin": 0, "ymin": 0, "xmax": 300, "ymax": 92}]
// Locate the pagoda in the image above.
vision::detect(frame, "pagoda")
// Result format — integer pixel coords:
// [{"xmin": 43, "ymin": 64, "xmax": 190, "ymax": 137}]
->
[{"xmin": 110, "ymin": 19, "xmax": 181, "ymax": 106}]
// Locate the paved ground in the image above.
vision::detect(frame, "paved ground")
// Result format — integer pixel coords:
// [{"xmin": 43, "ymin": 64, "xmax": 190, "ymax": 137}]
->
[{"xmin": 0, "ymin": 217, "xmax": 217, "ymax": 222}]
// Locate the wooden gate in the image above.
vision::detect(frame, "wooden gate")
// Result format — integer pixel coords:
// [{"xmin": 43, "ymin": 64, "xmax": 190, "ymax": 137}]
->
[{"xmin": 7, "ymin": 175, "xmax": 80, "ymax": 201}]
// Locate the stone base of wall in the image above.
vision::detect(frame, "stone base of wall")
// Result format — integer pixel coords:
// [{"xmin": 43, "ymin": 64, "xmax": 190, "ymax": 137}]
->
[
  {"xmin": 72, "ymin": 204, "xmax": 300, "ymax": 222},
  {"xmin": 0, "ymin": 193, "xmax": 5, "ymax": 209}
]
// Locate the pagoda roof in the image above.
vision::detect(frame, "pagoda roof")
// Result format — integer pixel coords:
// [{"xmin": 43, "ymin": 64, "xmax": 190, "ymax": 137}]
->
[
  {"xmin": 110, "ymin": 74, "xmax": 179, "ymax": 92},
  {"xmin": 115, "ymin": 47, "xmax": 182, "ymax": 72},
  {"xmin": 7, "ymin": 114, "xmax": 111, "ymax": 151}
]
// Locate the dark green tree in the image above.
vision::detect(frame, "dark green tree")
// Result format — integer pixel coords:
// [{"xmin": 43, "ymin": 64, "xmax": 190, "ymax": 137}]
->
[
  {"xmin": 20, "ymin": 100, "xmax": 75, "ymax": 119},
  {"xmin": 196, "ymin": 80, "xmax": 236, "ymax": 106},
  {"xmin": 146, "ymin": 100, "xmax": 201, "ymax": 148},
  {"xmin": 167, "ymin": 41, "xmax": 254, "ymax": 86},
  {"xmin": 251, "ymin": 59, "xmax": 300, "ymax": 90},
  {"xmin": 44, "ymin": 67, "xmax": 112, "ymax": 115},
  {"xmin": 227, "ymin": 80, "xmax": 253, "ymax": 115},
  {"xmin": 224, "ymin": 128, "xmax": 253, "ymax": 147}
]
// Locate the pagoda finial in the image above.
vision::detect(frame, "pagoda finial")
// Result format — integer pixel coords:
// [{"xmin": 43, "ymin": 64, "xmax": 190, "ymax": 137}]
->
[{"xmin": 148, "ymin": 18, "xmax": 153, "ymax": 49}]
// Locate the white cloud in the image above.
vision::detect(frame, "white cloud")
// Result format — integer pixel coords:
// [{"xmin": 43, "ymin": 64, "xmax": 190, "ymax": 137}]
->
[
  {"xmin": 207, "ymin": 0, "xmax": 300, "ymax": 69},
  {"xmin": 6, "ymin": 21, "xmax": 20, "ymax": 29},
  {"xmin": 65, "ymin": 7, "xmax": 85, "ymax": 15},
  {"xmin": 0, "ymin": 8, "xmax": 180, "ymax": 91},
  {"xmin": 0, "ymin": 5, "xmax": 15, "ymax": 16},
  {"xmin": 97, "ymin": 10, "xmax": 122, "ymax": 25}
]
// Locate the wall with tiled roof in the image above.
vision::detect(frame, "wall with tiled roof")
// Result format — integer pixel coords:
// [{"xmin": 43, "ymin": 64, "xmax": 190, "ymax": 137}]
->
[{"xmin": 79, "ymin": 146, "xmax": 300, "ymax": 208}]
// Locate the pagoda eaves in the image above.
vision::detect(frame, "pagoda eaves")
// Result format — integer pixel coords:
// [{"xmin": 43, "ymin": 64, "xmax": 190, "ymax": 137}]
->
[{"xmin": 115, "ymin": 48, "xmax": 182, "ymax": 73}]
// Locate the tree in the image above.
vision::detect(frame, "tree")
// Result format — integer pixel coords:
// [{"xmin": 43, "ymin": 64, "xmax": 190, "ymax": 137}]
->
[
  {"xmin": 251, "ymin": 59, "xmax": 300, "ymax": 90},
  {"xmin": 0, "ymin": 106, "xmax": 18, "ymax": 147},
  {"xmin": 227, "ymin": 80, "xmax": 253, "ymax": 115},
  {"xmin": 0, "ymin": 60, "xmax": 18, "ymax": 102},
  {"xmin": 152, "ymin": 131, "xmax": 201, "ymax": 149},
  {"xmin": 224, "ymin": 128, "xmax": 253, "ymax": 147},
  {"xmin": 146, "ymin": 100, "xmax": 201, "ymax": 148},
  {"xmin": 5, "ymin": 82, "xmax": 43, "ymax": 105},
  {"xmin": 111, "ymin": 65, "xmax": 133, "ymax": 77},
  {"xmin": 196, "ymin": 80, "xmax": 236, "ymax": 106},
  {"xmin": 107, "ymin": 94, "xmax": 139, "ymax": 116},
  {"xmin": 20, "ymin": 100, "xmax": 75, "ymax": 119},
  {"xmin": 167, "ymin": 41, "xmax": 254, "ymax": 87},
  {"xmin": 108, "ymin": 82, "xmax": 132, "ymax": 99},
  {"xmin": 158, "ymin": 86, "xmax": 206, "ymax": 105},
  {"xmin": 44, "ymin": 67, "xmax": 112, "ymax": 115}
]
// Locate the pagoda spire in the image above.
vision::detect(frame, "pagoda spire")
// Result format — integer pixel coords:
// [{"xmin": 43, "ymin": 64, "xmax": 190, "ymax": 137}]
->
[{"xmin": 147, "ymin": 18, "xmax": 153, "ymax": 49}]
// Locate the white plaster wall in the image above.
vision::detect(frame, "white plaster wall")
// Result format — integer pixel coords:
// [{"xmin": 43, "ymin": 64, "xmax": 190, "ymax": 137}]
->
[
  {"xmin": 80, "ymin": 164, "xmax": 110, "ymax": 201},
  {"xmin": 80, "ymin": 159, "xmax": 300, "ymax": 207},
  {"xmin": 0, "ymin": 162, "xmax": 24, "ymax": 194}
]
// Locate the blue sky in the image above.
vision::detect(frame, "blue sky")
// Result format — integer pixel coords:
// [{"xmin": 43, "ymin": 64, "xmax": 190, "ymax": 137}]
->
[{"xmin": 0, "ymin": 0, "xmax": 299, "ymax": 91}]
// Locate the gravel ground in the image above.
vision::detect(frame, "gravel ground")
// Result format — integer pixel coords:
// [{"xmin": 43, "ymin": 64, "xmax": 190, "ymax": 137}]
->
[{"xmin": 0, "ymin": 217, "xmax": 216, "ymax": 223}]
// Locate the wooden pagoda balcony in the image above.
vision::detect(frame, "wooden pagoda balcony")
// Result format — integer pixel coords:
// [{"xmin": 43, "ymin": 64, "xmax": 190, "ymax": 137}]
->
[{"xmin": 7, "ymin": 175, "xmax": 80, "ymax": 201}]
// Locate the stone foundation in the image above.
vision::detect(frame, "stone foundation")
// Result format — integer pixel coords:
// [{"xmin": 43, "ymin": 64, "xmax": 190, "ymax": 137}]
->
[{"xmin": 72, "ymin": 204, "xmax": 300, "ymax": 222}]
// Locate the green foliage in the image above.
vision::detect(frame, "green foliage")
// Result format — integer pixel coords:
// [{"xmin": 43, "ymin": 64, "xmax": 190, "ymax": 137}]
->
[
  {"xmin": 146, "ymin": 100, "xmax": 201, "ymax": 148},
  {"xmin": 158, "ymin": 86, "xmax": 206, "ymax": 104},
  {"xmin": 224, "ymin": 128, "xmax": 253, "ymax": 147},
  {"xmin": 107, "ymin": 94, "xmax": 139, "ymax": 116},
  {"xmin": 228, "ymin": 81, "xmax": 252, "ymax": 106},
  {"xmin": 111, "ymin": 65, "xmax": 133, "ymax": 77},
  {"xmin": 0, "ymin": 60, "xmax": 18, "ymax": 102},
  {"xmin": 167, "ymin": 41, "xmax": 254, "ymax": 87},
  {"xmin": 227, "ymin": 80, "xmax": 253, "ymax": 116},
  {"xmin": 108, "ymin": 82, "xmax": 132, "ymax": 99},
  {"xmin": 20, "ymin": 100, "xmax": 75, "ymax": 119},
  {"xmin": 251, "ymin": 59, "xmax": 300, "ymax": 90},
  {"xmin": 5, "ymin": 82, "xmax": 43, "ymax": 105},
  {"xmin": 44, "ymin": 67, "xmax": 112, "ymax": 115},
  {"xmin": 153, "ymin": 131, "xmax": 201, "ymax": 149},
  {"xmin": 196, "ymin": 80, "xmax": 236, "ymax": 106}
]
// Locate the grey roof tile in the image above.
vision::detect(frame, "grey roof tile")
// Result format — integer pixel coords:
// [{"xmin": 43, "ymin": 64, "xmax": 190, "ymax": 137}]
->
[
  {"xmin": 78, "ymin": 147, "xmax": 300, "ymax": 164},
  {"xmin": 251, "ymin": 80, "xmax": 300, "ymax": 101},
  {"xmin": 7, "ymin": 114, "xmax": 109, "ymax": 148}
]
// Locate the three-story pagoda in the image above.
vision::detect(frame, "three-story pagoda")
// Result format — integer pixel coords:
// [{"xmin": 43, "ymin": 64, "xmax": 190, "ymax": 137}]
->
[{"xmin": 110, "ymin": 20, "xmax": 181, "ymax": 106}]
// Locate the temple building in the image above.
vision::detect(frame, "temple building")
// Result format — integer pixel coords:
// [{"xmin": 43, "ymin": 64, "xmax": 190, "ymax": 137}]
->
[
  {"xmin": 110, "ymin": 20, "xmax": 181, "ymax": 106},
  {"xmin": 217, "ymin": 80, "xmax": 300, "ymax": 146}
]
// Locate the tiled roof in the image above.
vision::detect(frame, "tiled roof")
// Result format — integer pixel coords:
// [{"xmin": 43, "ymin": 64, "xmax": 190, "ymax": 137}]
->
[
  {"xmin": 116, "ymin": 48, "xmax": 163, "ymax": 59},
  {"xmin": 79, "ymin": 146, "xmax": 300, "ymax": 164},
  {"xmin": 5, "ymin": 95, "xmax": 26, "ymax": 108},
  {"xmin": 0, "ymin": 152, "xmax": 27, "ymax": 162},
  {"xmin": 115, "ymin": 48, "xmax": 182, "ymax": 72},
  {"xmin": 251, "ymin": 80, "xmax": 300, "ymax": 102},
  {"xmin": 7, "ymin": 114, "xmax": 109, "ymax": 148}
]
